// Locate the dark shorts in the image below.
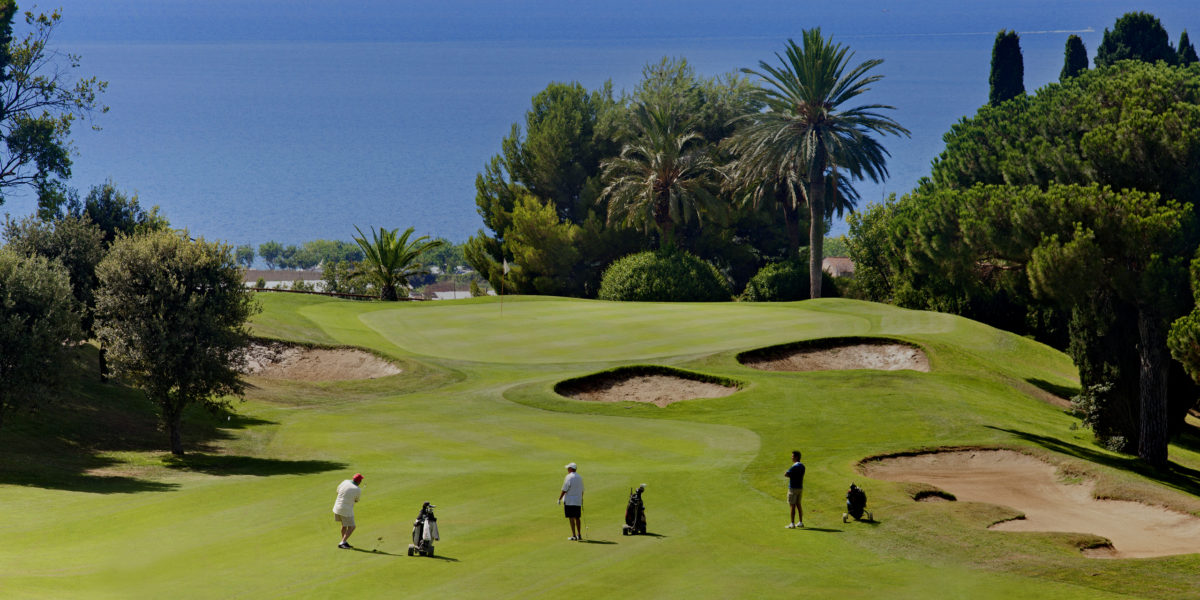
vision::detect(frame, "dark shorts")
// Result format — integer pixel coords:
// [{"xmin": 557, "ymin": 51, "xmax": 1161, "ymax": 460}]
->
[{"xmin": 564, "ymin": 504, "xmax": 581, "ymax": 519}]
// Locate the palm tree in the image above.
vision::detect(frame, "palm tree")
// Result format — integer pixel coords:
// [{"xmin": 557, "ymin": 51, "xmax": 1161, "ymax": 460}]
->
[
  {"xmin": 725, "ymin": 29, "xmax": 909, "ymax": 298},
  {"xmin": 350, "ymin": 226, "xmax": 445, "ymax": 300},
  {"xmin": 725, "ymin": 166, "xmax": 859, "ymax": 256},
  {"xmin": 599, "ymin": 102, "xmax": 721, "ymax": 248}
]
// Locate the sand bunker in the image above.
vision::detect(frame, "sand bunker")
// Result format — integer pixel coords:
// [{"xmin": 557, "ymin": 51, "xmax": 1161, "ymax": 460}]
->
[
  {"xmin": 242, "ymin": 342, "xmax": 401, "ymax": 381},
  {"xmin": 557, "ymin": 372, "xmax": 738, "ymax": 407},
  {"xmin": 862, "ymin": 450, "xmax": 1200, "ymax": 558},
  {"xmin": 740, "ymin": 338, "xmax": 929, "ymax": 372}
]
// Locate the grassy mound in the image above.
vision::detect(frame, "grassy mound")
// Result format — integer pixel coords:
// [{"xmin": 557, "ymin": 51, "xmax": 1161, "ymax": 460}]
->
[{"xmin": 4, "ymin": 294, "xmax": 1200, "ymax": 599}]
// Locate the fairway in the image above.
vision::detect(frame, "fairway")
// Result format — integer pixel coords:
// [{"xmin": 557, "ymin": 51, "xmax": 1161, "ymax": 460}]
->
[{"xmin": 5, "ymin": 294, "xmax": 1200, "ymax": 599}]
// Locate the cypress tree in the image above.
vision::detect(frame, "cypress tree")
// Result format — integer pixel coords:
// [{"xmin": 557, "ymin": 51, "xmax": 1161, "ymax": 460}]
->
[
  {"xmin": 989, "ymin": 30, "xmax": 1024, "ymax": 106},
  {"xmin": 1180, "ymin": 30, "xmax": 1199, "ymax": 65},
  {"xmin": 1095, "ymin": 12, "xmax": 1177, "ymax": 67},
  {"xmin": 1060, "ymin": 34, "xmax": 1088, "ymax": 81}
]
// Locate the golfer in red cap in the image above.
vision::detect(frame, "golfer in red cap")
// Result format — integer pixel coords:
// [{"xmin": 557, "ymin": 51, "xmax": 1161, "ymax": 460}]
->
[{"xmin": 332, "ymin": 473, "xmax": 364, "ymax": 549}]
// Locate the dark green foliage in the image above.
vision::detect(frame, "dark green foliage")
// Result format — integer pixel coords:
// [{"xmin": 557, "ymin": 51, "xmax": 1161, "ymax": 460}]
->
[
  {"xmin": 350, "ymin": 226, "xmax": 444, "ymax": 301},
  {"xmin": 1180, "ymin": 30, "xmax": 1199, "ymax": 65},
  {"xmin": 866, "ymin": 183, "xmax": 1193, "ymax": 465},
  {"xmin": 598, "ymin": 249, "xmax": 731, "ymax": 302},
  {"xmin": 254, "ymin": 276, "xmax": 266, "ymax": 288},
  {"xmin": 0, "ymin": 3, "xmax": 107, "ymax": 208},
  {"xmin": 2, "ymin": 214, "xmax": 104, "ymax": 337},
  {"xmin": 727, "ymin": 29, "xmax": 908, "ymax": 299},
  {"xmin": 0, "ymin": 248, "xmax": 79, "ymax": 432},
  {"xmin": 989, "ymin": 30, "xmax": 1025, "ymax": 106},
  {"xmin": 600, "ymin": 102, "xmax": 720, "ymax": 247},
  {"xmin": 932, "ymin": 61, "xmax": 1200, "ymax": 208},
  {"xmin": 235, "ymin": 244, "xmax": 255, "ymax": 268},
  {"xmin": 321, "ymin": 260, "xmax": 370, "ymax": 295},
  {"xmin": 94, "ymin": 230, "xmax": 258, "ymax": 455},
  {"xmin": 1060, "ymin": 35, "xmax": 1088, "ymax": 81},
  {"xmin": 258, "ymin": 241, "xmax": 283, "ymax": 269},
  {"xmin": 75, "ymin": 181, "xmax": 169, "ymax": 244},
  {"xmin": 741, "ymin": 253, "xmax": 837, "ymax": 302},
  {"xmin": 468, "ymin": 60, "xmax": 781, "ymax": 298},
  {"xmin": 1095, "ymin": 12, "xmax": 1178, "ymax": 67}
]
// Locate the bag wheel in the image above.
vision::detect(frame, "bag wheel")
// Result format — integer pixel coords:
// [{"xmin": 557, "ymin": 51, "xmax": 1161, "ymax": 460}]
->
[{"xmin": 407, "ymin": 547, "xmax": 414, "ymax": 556}]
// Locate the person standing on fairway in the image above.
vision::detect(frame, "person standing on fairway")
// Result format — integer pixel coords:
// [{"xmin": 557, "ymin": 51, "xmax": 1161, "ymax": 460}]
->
[
  {"xmin": 333, "ymin": 473, "xmax": 363, "ymax": 549},
  {"xmin": 785, "ymin": 451, "xmax": 805, "ymax": 528},
  {"xmin": 558, "ymin": 462, "xmax": 584, "ymax": 540}
]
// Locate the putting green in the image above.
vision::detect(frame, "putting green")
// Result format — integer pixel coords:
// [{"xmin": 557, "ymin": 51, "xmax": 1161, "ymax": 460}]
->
[{"xmin": 3, "ymin": 294, "xmax": 1198, "ymax": 599}]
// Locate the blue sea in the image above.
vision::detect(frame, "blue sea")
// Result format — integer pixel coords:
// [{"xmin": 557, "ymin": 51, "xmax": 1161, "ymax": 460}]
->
[{"xmin": 1, "ymin": 1, "xmax": 1194, "ymax": 247}]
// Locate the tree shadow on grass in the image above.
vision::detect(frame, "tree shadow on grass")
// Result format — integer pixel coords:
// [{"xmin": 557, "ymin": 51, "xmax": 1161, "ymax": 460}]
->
[
  {"xmin": 162, "ymin": 453, "xmax": 346, "ymax": 477},
  {"xmin": 0, "ymin": 466, "xmax": 179, "ymax": 494},
  {"xmin": 1167, "ymin": 420, "xmax": 1200, "ymax": 456},
  {"xmin": 1025, "ymin": 378, "xmax": 1080, "ymax": 400},
  {"xmin": 987, "ymin": 426, "xmax": 1200, "ymax": 497}
]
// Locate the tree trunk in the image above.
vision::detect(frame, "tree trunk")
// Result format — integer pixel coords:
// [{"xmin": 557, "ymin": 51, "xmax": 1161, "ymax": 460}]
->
[
  {"xmin": 807, "ymin": 152, "xmax": 826, "ymax": 299},
  {"xmin": 655, "ymin": 197, "xmax": 675, "ymax": 249},
  {"xmin": 168, "ymin": 414, "xmax": 184, "ymax": 456},
  {"xmin": 381, "ymin": 283, "xmax": 398, "ymax": 301},
  {"xmin": 782, "ymin": 199, "xmax": 801, "ymax": 256},
  {"xmin": 98, "ymin": 346, "xmax": 109, "ymax": 383},
  {"xmin": 1136, "ymin": 306, "xmax": 1170, "ymax": 467}
]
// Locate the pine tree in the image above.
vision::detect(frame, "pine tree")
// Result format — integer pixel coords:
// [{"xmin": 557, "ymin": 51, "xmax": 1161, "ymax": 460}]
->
[
  {"xmin": 1180, "ymin": 30, "xmax": 1199, "ymax": 65},
  {"xmin": 1060, "ymin": 35, "xmax": 1088, "ymax": 81},
  {"xmin": 989, "ymin": 30, "xmax": 1024, "ymax": 106},
  {"xmin": 1095, "ymin": 12, "xmax": 1177, "ymax": 67}
]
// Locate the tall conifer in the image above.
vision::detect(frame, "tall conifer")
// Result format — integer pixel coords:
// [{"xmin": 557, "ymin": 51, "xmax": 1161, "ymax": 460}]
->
[
  {"xmin": 989, "ymin": 30, "xmax": 1024, "ymax": 106},
  {"xmin": 1060, "ymin": 35, "xmax": 1088, "ymax": 81},
  {"xmin": 1180, "ymin": 30, "xmax": 1199, "ymax": 65}
]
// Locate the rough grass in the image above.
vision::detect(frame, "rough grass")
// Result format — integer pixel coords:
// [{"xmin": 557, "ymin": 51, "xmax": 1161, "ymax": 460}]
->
[{"xmin": 2, "ymin": 295, "xmax": 1199, "ymax": 599}]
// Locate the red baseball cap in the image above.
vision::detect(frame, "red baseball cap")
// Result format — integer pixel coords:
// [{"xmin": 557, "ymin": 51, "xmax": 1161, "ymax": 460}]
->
[{"xmin": 352, "ymin": 473, "xmax": 363, "ymax": 483}]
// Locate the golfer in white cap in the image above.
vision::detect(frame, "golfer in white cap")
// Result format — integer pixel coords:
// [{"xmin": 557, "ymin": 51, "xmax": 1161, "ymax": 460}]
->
[{"xmin": 557, "ymin": 462, "xmax": 584, "ymax": 540}]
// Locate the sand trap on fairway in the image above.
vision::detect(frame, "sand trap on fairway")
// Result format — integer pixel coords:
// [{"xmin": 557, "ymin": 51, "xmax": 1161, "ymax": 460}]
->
[
  {"xmin": 862, "ymin": 450, "xmax": 1200, "ymax": 558},
  {"xmin": 739, "ymin": 337, "xmax": 929, "ymax": 372},
  {"xmin": 241, "ymin": 342, "xmax": 400, "ymax": 381},
  {"xmin": 557, "ymin": 372, "xmax": 738, "ymax": 407}
]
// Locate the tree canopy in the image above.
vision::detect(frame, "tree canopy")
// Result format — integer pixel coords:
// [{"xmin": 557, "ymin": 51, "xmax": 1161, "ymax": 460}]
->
[
  {"xmin": 1060, "ymin": 35, "xmax": 1088, "ymax": 81},
  {"xmin": 94, "ymin": 230, "xmax": 257, "ymax": 455},
  {"xmin": 0, "ymin": 247, "xmax": 78, "ymax": 433},
  {"xmin": 989, "ymin": 30, "xmax": 1025, "ymax": 105},
  {"xmin": 0, "ymin": 2, "xmax": 107, "ymax": 207},
  {"xmin": 1095, "ymin": 12, "xmax": 1178, "ymax": 67},
  {"xmin": 728, "ymin": 29, "xmax": 908, "ymax": 299}
]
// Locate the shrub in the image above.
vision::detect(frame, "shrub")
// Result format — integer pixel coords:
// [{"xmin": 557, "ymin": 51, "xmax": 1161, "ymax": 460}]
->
[
  {"xmin": 598, "ymin": 249, "xmax": 731, "ymax": 302},
  {"xmin": 741, "ymin": 254, "xmax": 838, "ymax": 301},
  {"xmin": 255, "ymin": 276, "xmax": 266, "ymax": 288}
]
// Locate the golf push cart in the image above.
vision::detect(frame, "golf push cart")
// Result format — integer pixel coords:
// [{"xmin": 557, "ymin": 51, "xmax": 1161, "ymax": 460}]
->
[
  {"xmin": 842, "ymin": 483, "xmax": 873, "ymax": 523},
  {"xmin": 622, "ymin": 484, "xmax": 647, "ymax": 535},
  {"xmin": 408, "ymin": 501, "xmax": 439, "ymax": 557}
]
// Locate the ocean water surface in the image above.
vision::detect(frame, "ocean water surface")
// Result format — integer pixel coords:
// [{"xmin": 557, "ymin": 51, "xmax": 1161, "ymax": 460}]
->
[{"xmin": 0, "ymin": 1, "xmax": 1193, "ymax": 247}]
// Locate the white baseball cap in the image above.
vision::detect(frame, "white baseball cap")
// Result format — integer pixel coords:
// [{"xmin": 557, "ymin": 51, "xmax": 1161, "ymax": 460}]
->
[{"xmin": 565, "ymin": 462, "xmax": 577, "ymax": 470}]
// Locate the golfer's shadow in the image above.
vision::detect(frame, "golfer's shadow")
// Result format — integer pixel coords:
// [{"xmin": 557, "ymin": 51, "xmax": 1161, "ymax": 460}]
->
[
  {"xmin": 350, "ymin": 548, "xmax": 404, "ymax": 557},
  {"xmin": 578, "ymin": 539, "xmax": 617, "ymax": 545}
]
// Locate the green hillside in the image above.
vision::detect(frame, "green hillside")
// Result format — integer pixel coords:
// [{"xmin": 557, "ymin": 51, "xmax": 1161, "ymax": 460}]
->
[{"xmin": 3, "ymin": 294, "xmax": 1199, "ymax": 599}]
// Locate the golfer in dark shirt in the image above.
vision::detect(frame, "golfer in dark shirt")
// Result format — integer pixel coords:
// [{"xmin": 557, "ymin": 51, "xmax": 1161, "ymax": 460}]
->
[{"xmin": 785, "ymin": 450, "xmax": 805, "ymax": 528}]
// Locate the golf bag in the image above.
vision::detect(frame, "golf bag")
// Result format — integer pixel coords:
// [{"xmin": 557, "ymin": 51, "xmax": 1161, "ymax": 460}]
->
[
  {"xmin": 622, "ymin": 484, "xmax": 647, "ymax": 535},
  {"xmin": 842, "ymin": 483, "xmax": 872, "ymax": 522},
  {"xmin": 407, "ymin": 502, "xmax": 439, "ymax": 556}
]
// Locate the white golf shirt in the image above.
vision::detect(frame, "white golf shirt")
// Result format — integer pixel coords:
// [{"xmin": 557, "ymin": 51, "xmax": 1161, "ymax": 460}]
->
[
  {"xmin": 561, "ymin": 471, "xmax": 584, "ymax": 506},
  {"xmin": 332, "ymin": 480, "xmax": 361, "ymax": 516}
]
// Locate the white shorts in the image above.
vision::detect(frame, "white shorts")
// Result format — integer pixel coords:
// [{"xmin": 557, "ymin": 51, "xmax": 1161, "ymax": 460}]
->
[{"xmin": 334, "ymin": 512, "xmax": 355, "ymax": 527}]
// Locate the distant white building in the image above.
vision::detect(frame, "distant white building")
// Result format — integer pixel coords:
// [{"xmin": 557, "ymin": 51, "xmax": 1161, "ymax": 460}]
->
[{"xmin": 822, "ymin": 257, "xmax": 855, "ymax": 278}]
